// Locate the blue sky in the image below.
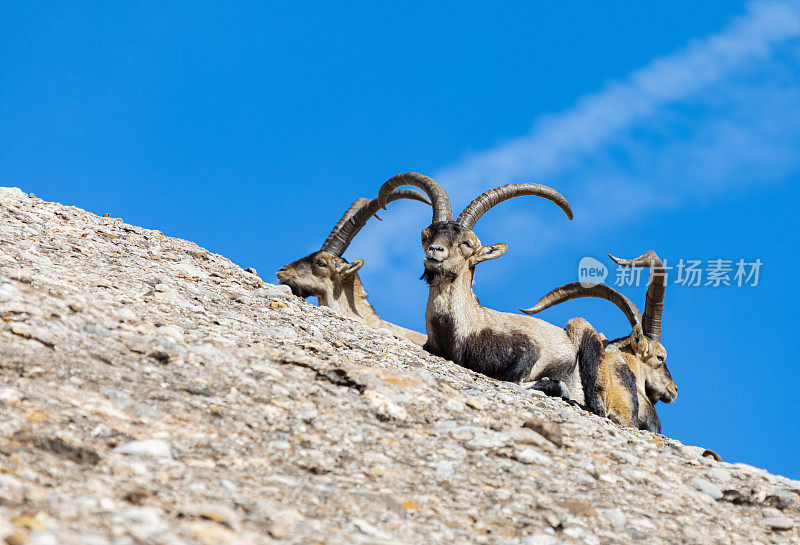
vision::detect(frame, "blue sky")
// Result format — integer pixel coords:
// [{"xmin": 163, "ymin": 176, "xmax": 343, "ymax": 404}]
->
[{"xmin": 3, "ymin": 1, "xmax": 800, "ymax": 478}]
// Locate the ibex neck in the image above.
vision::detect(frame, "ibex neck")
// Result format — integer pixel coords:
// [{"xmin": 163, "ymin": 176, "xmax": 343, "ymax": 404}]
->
[
  {"xmin": 320, "ymin": 274, "xmax": 382, "ymax": 327},
  {"xmin": 616, "ymin": 341, "xmax": 648, "ymax": 395},
  {"xmin": 426, "ymin": 268, "xmax": 483, "ymax": 334}
]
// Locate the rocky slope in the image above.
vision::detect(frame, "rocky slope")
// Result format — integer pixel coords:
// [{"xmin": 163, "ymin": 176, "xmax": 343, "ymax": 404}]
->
[{"xmin": 0, "ymin": 187, "xmax": 797, "ymax": 545}]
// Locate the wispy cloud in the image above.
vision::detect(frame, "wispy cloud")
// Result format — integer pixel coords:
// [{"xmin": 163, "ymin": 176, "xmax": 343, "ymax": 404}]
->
[
  {"xmin": 434, "ymin": 0, "xmax": 800, "ymax": 193},
  {"xmin": 351, "ymin": 0, "xmax": 800, "ymax": 319}
]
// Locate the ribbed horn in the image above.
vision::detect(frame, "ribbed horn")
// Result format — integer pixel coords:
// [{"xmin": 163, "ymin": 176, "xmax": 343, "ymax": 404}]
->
[
  {"xmin": 520, "ymin": 282, "xmax": 642, "ymax": 329},
  {"xmin": 320, "ymin": 198, "xmax": 371, "ymax": 254},
  {"xmin": 608, "ymin": 251, "xmax": 665, "ymax": 342},
  {"xmin": 456, "ymin": 183, "xmax": 573, "ymax": 230},
  {"xmin": 320, "ymin": 189, "xmax": 431, "ymax": 257},
  {"xmin": 377, "ymin": 172, "xmax": 452, "ymax": 223}
]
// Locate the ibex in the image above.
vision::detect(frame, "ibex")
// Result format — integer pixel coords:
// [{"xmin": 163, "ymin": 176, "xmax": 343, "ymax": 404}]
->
[
  {"xmin": 376, "ymin": 173, "xmax": 593, "ymax": 400},
  {"xmin": 277, "ymin": 190, "xmax": 430, "ymax": 345},
  {"xmin": 522, "ymin": 251, "xmax": 677, "ymax": 432}
]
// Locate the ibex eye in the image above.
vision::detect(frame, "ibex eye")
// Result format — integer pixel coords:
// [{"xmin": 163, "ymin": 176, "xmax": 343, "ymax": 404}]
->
[
  {"xmin": 316, "ymin": 260, "xmax": 326, "ymax": 267},
  {"xmin": 461, "ymin": 241, "xmax": 472, "ymax": 248}
]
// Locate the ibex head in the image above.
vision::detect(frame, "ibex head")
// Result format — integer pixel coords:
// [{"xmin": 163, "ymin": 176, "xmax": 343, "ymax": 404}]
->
[
  {"xmin": 376, "ymin": 173, "xmax": 573, "ymax": 288},
  {"xmin": 609, "ymin": 250, "xmax": 676, "ymax": 404},
  {"xmin": 418, "ymin": 222, "xmax": 508, "ymax": 287},
  {"xmin": 277, "ymin": 190, "xmax": 430, "ymax": 298},
  {"xmin": 277, "ymin": 250, "xmax": 364, "ymax": 299},
  {"xmin": 627, "ymin": 323, "xmax": 675, "ymax": 404}
]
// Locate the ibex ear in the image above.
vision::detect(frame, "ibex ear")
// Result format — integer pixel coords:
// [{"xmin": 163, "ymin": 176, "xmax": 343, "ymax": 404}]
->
[
  {"xmin": 335, "ymin": 259, "xmax": 364, "ymax": 281},
  {"xmin": 630, "ymin": 324, "xmax": 648, "ymax": 356},
  {"xmin": 471, "ymin": 243, "xmax": 507, "ymax": 265}
]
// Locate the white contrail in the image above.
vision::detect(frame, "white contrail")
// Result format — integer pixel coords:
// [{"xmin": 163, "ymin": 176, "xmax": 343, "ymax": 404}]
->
[{"xmin": 434, "ymin": 0, "xmax": 800, "ymax": 191}]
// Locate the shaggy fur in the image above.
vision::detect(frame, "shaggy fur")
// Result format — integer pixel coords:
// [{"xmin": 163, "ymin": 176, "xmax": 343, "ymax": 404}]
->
[
  {"xmin": 424, "ymin": 313, "xmax": 537, "ymax": 383},
  {"xmin": 637, "ymin": 398, "xmax": 661, "ymax": 433},
  {"xmin": 420, "ymin": 268, "xmax": 457, "ymax": 287},
  {"xmin": 614, "ymin": 362, "xmax": 639, "ymax": 427},
  {"xmin": 576, "ymin": 327, "xmax": 604, "ymax": 415},
  {"xmin": 425, "ymin": 221, "xmax": 466, "ymax": 245}
]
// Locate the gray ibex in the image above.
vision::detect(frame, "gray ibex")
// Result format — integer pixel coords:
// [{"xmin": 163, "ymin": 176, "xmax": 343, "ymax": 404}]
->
[
  {"xmin": 277, "ymin": 190, "xmax": 430, "ymax": 345},
  {"xmin": 376, "ymin": 172, "xmax": 592, "ymax": 400},
  {"xmin": 522, "ymin": 251, "xmax": 677, "ymax": 432}
]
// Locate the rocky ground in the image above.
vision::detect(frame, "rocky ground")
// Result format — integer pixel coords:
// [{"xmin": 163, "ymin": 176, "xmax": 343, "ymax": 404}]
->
[{"xmin": 0, "ymin": 187, "xmax": 797, "ymax": 545}]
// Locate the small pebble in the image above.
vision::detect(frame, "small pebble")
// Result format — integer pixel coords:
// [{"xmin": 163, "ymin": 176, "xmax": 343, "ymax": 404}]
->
[
  {"xmin": 598, "ymin": 508, "xmax": 626, "ymax": 529},
  {"xmin": 765, "ymin": 490, "xmax": 795, "ymax": 509},
  {"xmin": 117, "ymin": 307, "xmax": 138, "ymax": 322},
  {"xmin": 155, "ymin": 325, "xmax": 184, "ymax": 343},
  {"xmin": 514, "ymin": 447, "xmax": 548, "ymax": 465},
  {"xmin": 707, "ymin": 467, "xmax": 731, "ymax": 482},
  {"xmin": 0, "ymin": 387, "xmax": 20, "ymax": 401},
  {"xmin": 762, "ymin": 516, "xmax": 795, "ymax": 531},
  {"xmin": 114, "ymin": 439, "xmax": 172, "ymax": 459},
  {"xmin": 692, "ymin": 477, "xmax": 723, "ymax": 500},
  {"xmin": 434, "ymin": 461, "xmax": 454, "ymax": 478},
  {"xmin": 522, "ymin": 418, "xmax": 563, "ymax": 447}
]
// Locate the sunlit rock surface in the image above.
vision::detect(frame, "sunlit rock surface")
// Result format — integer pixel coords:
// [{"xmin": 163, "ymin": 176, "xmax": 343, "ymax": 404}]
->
[{"xmin": 0, "ymin": 187, "xmax": 797, "ymax": 544}]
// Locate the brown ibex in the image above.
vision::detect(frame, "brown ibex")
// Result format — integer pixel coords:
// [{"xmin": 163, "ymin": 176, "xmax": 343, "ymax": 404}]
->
[
  {"xmin": 277, "ymin": 190, "xmax": 430, "ymax": 345},
  {"xmin": 522, "ymin": 251, "xmax": 677, "ymax": 432},
  {"xmin": 375, "ymin": 173, "xmax": 593, "ymax": 401}
]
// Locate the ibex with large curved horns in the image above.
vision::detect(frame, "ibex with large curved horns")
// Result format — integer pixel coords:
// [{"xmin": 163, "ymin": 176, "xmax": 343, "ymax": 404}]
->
[
  {"xmin": 377, "ymin": 172, "xmax": 590, "ymax": 398},
  {"xmin": 522, "ymin": 251, "xmax": 677, "ymax": 432},
  {"xmin": 277, "ymin": 189, "xmax": 430, "ymax": 345}
]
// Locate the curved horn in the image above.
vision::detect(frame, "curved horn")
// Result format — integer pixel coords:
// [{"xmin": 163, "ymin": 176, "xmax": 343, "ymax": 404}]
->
[
  {"xmin": 320, "ymin": 198, "xmax": 371, "ymax": 254},
  {"xmin": 456, "ymin": 183, "xmax": 573, "ymax": 230},
  {"xmin": 320, "ymin": 189, "xmax": 431, "ymax": 257},
  {"xmin": 377, "ymin": 172, "xmax": 452, "ymax": 223},
  {"xmin": 520, "ymin": 282, "xmax": 642, "ymax": 329},
  {"xmin": 608, "ymin": 250, "xmax": 665, "ymax": 342}
]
